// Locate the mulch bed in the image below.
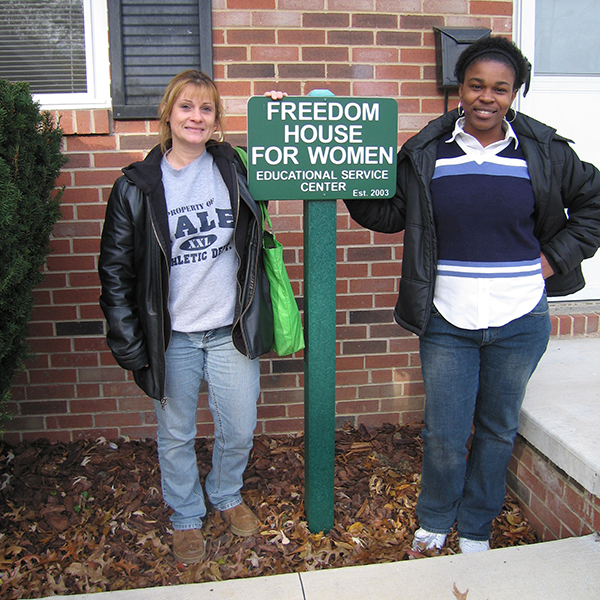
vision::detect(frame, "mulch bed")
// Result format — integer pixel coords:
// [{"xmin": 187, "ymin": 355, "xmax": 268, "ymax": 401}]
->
[{"xmin": 0, "ymin": 423, "xmax": 538, "ymax": 599}]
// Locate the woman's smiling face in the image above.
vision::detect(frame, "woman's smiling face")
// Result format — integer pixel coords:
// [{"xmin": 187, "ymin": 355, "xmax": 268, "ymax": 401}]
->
[
  {"xmin": 168, "ymin": 83, "xmax": 217, "ymax": 153},
  {"xmin": 458, "ymin": 59, "xmax": 518, "ymax": 147}
]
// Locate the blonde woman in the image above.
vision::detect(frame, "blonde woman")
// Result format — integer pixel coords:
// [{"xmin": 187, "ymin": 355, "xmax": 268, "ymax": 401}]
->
[{"xmin": 99, "ymin": 71, "xmax": 275, "ymax": 564}]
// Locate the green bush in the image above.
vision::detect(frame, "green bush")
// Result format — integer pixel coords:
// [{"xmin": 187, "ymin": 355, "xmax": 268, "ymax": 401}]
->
[{"xmin": 0, "ymin": 80, "xmax": 66, "ymax": 432}]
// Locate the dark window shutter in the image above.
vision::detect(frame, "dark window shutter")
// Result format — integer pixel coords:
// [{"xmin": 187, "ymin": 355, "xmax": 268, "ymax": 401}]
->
[
  {"xmin": 0, "ymin": 0, "xmax": 86, "ymax": 94},
  {"xmin": 108, "ymin": 0, "xmax": 213, "ymax": 120}
]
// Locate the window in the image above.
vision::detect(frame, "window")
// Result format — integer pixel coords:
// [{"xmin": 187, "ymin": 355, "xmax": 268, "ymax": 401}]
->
[
  {"xmin": 534, "ymin": 0, "xmax": 600, "ymax": 76},
  {"xmin": 108, "ymin": 0, "xmax": 213, "ymax": 120},
  {"xmin": 0, "ymin": 0, "xmax": 110, "ymax": 110}
]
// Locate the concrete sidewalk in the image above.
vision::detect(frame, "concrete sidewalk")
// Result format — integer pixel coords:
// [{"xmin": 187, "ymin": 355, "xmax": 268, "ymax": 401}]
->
[{"xmin": 38, "ymin": 533, "xmax": 600, "ymax": 600}]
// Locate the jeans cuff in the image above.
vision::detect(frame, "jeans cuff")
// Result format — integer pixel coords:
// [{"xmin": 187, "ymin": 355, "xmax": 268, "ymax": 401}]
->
[
  {"xmin": 213, "ymin": 497, "xmax": 243, "ymax": 512},
  {"xmin": 458, "ymin": 533, "xmax": 490, "ymax": 542},
  {"xmin": 418, "ymin": 523, "xmax": 451, "ymax": 535},
  {"xmin": 172, "ymin": 523, "xmax": 203, "ymax": 531}
]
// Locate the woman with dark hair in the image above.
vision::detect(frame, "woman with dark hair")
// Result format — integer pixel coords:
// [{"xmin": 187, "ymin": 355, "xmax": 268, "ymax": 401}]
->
[
  {"xmin": 345, "ymin": 36, "xmax": 600, "ymax": 554},
  {"xmin": 99, "ymin": 71, "xmax": 279, "ymax": 564}
]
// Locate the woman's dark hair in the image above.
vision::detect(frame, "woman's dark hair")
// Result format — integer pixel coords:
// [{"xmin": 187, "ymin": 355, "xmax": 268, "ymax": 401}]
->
[{"xmin": 454, "ymin": 36, "xmax": 531, "ymax": 93}]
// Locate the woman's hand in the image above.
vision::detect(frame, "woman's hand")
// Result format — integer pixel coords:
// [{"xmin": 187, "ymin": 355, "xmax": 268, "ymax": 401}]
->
[
  {"xmin": 264, "ymin": 91, "xmax": 288, "ymax": 100},
  {"xmin": 541, "ymin": 252, "xmax": 555, "ymax": 279}
]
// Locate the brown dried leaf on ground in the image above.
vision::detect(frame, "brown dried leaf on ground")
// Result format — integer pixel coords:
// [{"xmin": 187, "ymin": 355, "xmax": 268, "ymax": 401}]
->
[
  {"xmin": 0, "ymin": 424, "xmax": 538, "ymax": 598},
  {"xmin": 452, "ymin": 582, "xmax": 469, "ymax": 599}
]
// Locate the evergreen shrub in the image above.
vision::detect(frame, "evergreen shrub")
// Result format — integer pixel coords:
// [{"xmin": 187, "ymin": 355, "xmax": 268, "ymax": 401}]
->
[{"xmin": 0, "ymin": 80, "xmax": 66, "ymax": 432}]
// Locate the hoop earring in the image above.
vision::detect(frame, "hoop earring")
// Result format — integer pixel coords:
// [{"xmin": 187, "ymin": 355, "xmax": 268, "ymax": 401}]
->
[
  {"xmin": 507, "ymin": 107, "xmax": 517, "ymax": 123},
  {"xmin": 457, "ymin": 102, "xmax": 465, "ymax": 117}
]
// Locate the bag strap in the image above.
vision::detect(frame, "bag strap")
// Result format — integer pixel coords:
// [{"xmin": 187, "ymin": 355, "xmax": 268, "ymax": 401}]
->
[
  {"xmin": 234, "ymin": 146, "xmax": 248, "ymax": 169},
  {"xmin": 259, "ymin": 201, "xmax": 273, "ymax": 231},
  {"xmin": 234, "ymin": 146, "xmax": 272, "ymax": 232}
]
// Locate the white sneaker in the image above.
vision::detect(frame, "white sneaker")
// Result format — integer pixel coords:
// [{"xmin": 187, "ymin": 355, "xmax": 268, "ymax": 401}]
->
[
  {"xmin": 458, "ymin": 537, "xmax": 490, "ymax": 553},
  {"xmin": 412, "ymin": 527, "xmax": 447, "ymax": 552}
]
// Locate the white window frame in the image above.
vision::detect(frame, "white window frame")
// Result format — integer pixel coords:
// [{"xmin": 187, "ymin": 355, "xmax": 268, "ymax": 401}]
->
[
  {"xmin": 32, "ymin": 0, "xmax": 111, "ymax": 110},
  {"xmin": 514, "ymin": 0, "xmax": 600, "ymax": 111}
]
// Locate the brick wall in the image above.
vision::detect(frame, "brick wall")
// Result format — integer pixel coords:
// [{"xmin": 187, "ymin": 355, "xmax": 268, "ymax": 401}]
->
[
  {"xmin": 508, "ymin": 437, "xmax": 600, "ymax": 540},
  {"xmin": 4, "ymin": 1, "xmax": 520, "ymax": 444},
  {"xmin": 550, "ymin": 311, "xmax": 600, "ymax": 337}
]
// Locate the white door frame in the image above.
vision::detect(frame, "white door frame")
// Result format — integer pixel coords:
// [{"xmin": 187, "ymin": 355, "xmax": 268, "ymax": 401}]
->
[{"xmin": 514, "ymin": 0, "xmax": 600, "ymax": 302}]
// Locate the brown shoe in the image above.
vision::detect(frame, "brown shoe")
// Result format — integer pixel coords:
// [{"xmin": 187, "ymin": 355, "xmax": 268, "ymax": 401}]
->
[
  {"xmin": 173, "ymin": 529, "xmax": 205, "ymax": 564},
  {"xmin": 221, "ymin": 502, "xmax": 261, "ymax": 536}
]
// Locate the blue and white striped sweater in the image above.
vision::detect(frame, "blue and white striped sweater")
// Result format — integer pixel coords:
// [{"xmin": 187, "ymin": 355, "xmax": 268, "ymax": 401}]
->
[
  {"xmin": 431, "ymin": 139, "xmax": 541, "ymax": 270},
  {"xmin": 436, "ymin": 258, "xmax": 542, "ymax": 279},
  {"xmin": 432, "ymin": 154, "xmax": 531, "ymax": 181},
  {"xmin": 431, "ymin": 137, "xmax": 544, "ymax": 329}
]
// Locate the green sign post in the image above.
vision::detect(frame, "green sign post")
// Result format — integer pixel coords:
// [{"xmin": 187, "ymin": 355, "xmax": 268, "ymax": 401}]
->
[{"xmin": 248, "ymin": 96, "xmax": 398, "ymax": 533}]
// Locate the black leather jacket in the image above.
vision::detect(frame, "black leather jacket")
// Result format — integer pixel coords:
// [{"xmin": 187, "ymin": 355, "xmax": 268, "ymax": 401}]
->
[
  {"xmin": 345, "ymin": 110, "xmax": 600, "ymax": 336},
  {"xmin": 99, "ymin": 141, "xmax": 273, "ymax": 401}
]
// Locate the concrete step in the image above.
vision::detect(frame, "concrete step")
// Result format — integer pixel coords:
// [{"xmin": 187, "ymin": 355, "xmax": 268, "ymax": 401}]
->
[
  {"xmin": 521, "ymin": 337, "xmax": 600, "ymax": 497},
  {"xmin": 38, "ymin": 533, "xmax": 600, "ymax": 600}
]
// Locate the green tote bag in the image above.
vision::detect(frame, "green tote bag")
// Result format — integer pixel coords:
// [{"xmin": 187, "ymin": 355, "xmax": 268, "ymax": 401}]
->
[{"xmin": 234, "ymin": 147, "xmax": 305, "ymax": 356}]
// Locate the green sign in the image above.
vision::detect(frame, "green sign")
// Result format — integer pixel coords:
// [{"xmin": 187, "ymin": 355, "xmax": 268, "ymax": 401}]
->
[{"xmin": 247, "ymin": 96, "xmax": 398, "ymax": 200}]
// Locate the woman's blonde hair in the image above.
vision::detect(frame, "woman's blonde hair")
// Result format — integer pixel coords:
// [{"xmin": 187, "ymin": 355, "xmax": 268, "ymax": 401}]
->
[{"xmin": 158, "ymin": 70, "xmax": 224, "ymax": 153}]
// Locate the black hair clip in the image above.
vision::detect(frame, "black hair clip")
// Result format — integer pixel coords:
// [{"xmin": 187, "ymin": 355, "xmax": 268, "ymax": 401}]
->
[{"xmin": 523, "ymin": 60, "xmax": 532, "ymax": 97}]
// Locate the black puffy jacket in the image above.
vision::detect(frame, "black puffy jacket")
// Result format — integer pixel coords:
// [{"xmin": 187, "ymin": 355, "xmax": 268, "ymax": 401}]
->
[
  {"xmin": 345, "ymin": 110, "xmax": 600, "ymax": 336},
  {"xmin": 99, "ymin": 141, "xmax": 273, "ymax": 402}
]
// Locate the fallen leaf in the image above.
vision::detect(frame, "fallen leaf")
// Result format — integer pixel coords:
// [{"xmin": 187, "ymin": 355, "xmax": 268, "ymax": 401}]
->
[{"xmin": 453, "ymin": 582, "xmax": 468, "ymax": 599}]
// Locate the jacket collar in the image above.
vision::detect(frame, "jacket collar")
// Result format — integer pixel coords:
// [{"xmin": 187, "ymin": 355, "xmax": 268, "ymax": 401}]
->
[
  {"xmin": 511, "ymin": 112, "xmax": 570, "ymax": 146},
  {"xmin": 403, "ymin": 109, "xmax": 458, "ymax": 154},
  {"xmin": 122, "ymin": 144, "xmax": 163, "ymax": 194}
]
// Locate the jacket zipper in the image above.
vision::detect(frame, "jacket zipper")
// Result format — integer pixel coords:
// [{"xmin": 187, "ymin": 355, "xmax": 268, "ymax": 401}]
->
[
  {"xmin": 231, "ymin": 162, "xmax": 254, "ymax": 352},
  {"xmin": 150, "ymin": 211, "xmax": 171, "ymax": 410},
  {"xmin": 408, "ymin": 150, "xmax": 438, "ymax": 334}
]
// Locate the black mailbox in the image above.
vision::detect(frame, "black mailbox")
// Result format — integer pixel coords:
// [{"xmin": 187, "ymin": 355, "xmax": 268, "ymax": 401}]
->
[{"xmin": 434, "ymin": 27, "xmax": 491, "ymax": 89}]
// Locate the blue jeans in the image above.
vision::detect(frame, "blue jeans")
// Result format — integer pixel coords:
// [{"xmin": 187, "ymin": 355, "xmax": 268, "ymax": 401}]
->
[
  {"xmin": 417, "ymin": 295, "xmax": 551, "ymax": 541},
  {"xmin": 153, "ymin": 327, "xmax": 260, "ymax": 530}
]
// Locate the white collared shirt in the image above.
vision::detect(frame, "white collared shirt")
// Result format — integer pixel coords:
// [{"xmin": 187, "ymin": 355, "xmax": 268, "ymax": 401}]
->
[{"xmin": 449, "ymin": 116, "xmax": 519, "ymax": 157}]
